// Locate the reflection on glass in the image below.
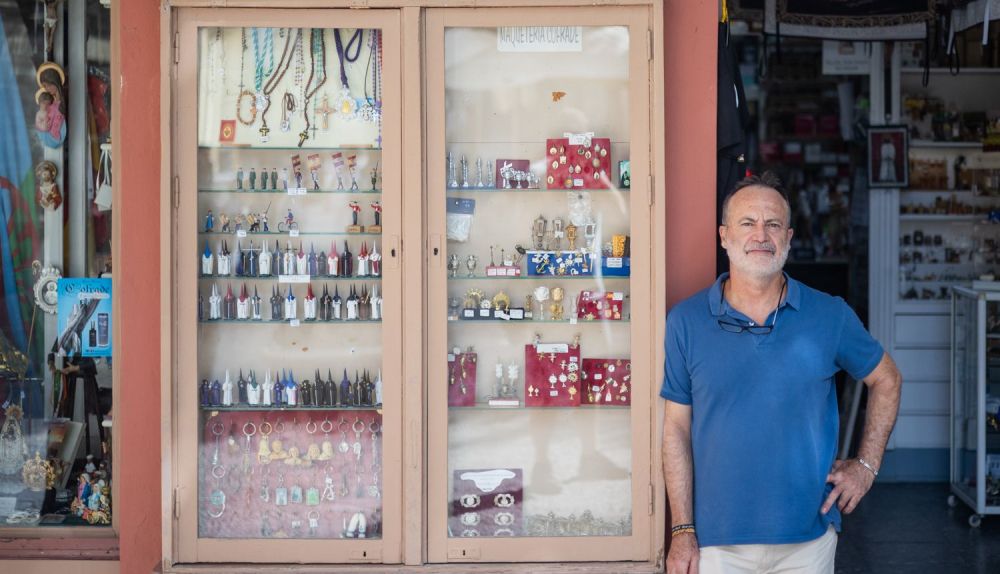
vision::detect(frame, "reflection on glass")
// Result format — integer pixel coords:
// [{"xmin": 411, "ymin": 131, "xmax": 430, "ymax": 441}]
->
[
  {"xmin": 444, "ymin": 26, "xmax": 632, "ymax": 538},
  {"xmin": 196, "ymin": 26, "xmax": 384, "ymax": 539}
]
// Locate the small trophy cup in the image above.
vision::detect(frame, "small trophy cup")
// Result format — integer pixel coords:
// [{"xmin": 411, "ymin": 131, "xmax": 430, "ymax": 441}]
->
[
  {"xmin": 448, "ymin": 254, "xmax": 460, "ymax": 278},
  {"xmin": 465, "ymin": 254, "xmax": 478, "ymax": 278},
  {"xmin": 566, "ymin": 224, "xmax": 578, "ymax": 250},
  {"xmin": 447, "ymin": 152, "xmax": 458, "ymax": 189},
  {"xmin": 533, "ymin": 286, "xmax": 550, "ymax": 321}
]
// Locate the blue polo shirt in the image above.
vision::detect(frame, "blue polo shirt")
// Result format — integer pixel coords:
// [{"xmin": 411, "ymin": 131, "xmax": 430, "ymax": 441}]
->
[{"xmin": 660, "ymin": 273, "xmax": 883, "ymax": 547}]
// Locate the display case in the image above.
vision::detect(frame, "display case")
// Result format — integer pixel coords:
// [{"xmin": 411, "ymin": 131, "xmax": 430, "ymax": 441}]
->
[
  {"xmin": 171, "ymin": 9, "xmax": 402, "ymax": 563},
  {"xmin": 949, "ymin": 287, "xmax": 1000, "ymax": 528},
  {"xmin": 425, "ymin": 7, "xmax": 658, "ymax": 563}
]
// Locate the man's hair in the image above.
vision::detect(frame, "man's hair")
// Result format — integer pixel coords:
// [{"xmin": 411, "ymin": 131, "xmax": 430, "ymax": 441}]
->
[{"xmin": 721, "ymin": 171, "xmax": 791, "ymax": 226}]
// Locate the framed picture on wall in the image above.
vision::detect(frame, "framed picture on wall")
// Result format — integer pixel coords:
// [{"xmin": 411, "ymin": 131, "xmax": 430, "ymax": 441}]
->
[{"xmin": 868, "ymin": 125, "xmax": 909, "ymax": 189}]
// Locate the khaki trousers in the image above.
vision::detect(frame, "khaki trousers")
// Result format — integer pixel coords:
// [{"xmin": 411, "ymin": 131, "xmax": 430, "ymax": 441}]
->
[{"xmin": 699, "ymin": 526, "xmax": 837, "ymax": 574}]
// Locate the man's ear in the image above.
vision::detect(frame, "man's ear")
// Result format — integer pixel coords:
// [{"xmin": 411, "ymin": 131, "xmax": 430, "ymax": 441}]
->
[{"xmin": 719, "ymin": 225, "xmax": 728, "ymax": 249}]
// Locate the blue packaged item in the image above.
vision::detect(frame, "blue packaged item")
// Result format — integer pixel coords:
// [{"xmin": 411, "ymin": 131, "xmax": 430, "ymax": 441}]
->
[
  {"xmin": 601, "ymin": 257, "xmax": 631, "ymax": 277},
  {"xmin": 526, "ymin": 250, "xmax": 595, "ymax": 276}
]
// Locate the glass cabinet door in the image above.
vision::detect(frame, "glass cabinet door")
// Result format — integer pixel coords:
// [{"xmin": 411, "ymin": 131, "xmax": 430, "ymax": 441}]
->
[
  {"xmin": 174, "ymin": 9, "xmax": 401, "ymax": 564},
  {"xmin": 426, "ymin": 8, "xmax": 653, "ymax": 562}
]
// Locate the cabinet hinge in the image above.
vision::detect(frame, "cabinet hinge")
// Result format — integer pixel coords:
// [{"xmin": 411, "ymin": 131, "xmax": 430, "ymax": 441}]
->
[
  {"xmin": 647, "ymin": 483, "xmax": 655, "ymax": 516},
  {"xmin": 172, "ymin": 176, "xmax": 180, "ymax": 209},
  {"xmin": 647, "ymin": 29, "xmax": 653, "ymax": 62},
  {"xmin": 173, "ymin": 487, "xmax": 180, "ymax": 519},
  {"xmin": 173, "ymin": 32, "xmax": 179, "ymax": 65},
  {"xmin": 647, "ymin": 175, "xmax": 654, "ymax": 207}
]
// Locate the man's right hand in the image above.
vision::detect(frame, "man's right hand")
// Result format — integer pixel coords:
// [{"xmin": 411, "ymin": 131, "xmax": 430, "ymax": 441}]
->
[{"xmin": 667, "ymin": 532, "xmax": 699, "ymax": 574}]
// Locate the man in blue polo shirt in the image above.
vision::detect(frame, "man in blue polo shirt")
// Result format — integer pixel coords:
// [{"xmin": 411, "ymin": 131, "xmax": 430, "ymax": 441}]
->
[{"xmin": 662, "ymin": 173, "xmax": 901, "ymax": 574}]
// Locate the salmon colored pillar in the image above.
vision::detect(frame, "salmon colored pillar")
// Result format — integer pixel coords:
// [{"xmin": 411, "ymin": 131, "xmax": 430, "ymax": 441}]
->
[
  {"xmin": 116, "ymin": 0, "xmax": 162, "ymax": 572},
  {"xmin": 664, "ymin": 0, "xmax": 717, "ymax": 307}
]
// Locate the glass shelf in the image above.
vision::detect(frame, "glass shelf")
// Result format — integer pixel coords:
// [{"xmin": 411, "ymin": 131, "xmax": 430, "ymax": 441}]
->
[
  {"xmin": 448, "ymin": 319, "xmax": 629, "ymax": 325},
  {"xmin": 446, "ymin": 187, "xmax": 627, "ymax": 193},
  {"xmin": 202, "ymin": 405, "xmax": 381, "ymax": 412},
  {"xmin": 199, "ymin": 275, "xmax": 381, "ymax": 281},
  {"xmin": 448, "ymin": 275, "xmax": 628, "ymax": 281},
  {"xmin": 199, "ymin": 145, "xmax": 382, "ymax": 151},
  {"xmin": 198, "ymin": 231, "xmax": 382, "ymax": 236},
  {"xmin": 200, "ymin": 189, "xmax": 382, "ymax": 194},
  {"xmin": 199, "ymin": 319, "xmax": 382, "ymax": 325},
  {"xmin": 449, "ymin": 404, "xmax": 630, "ymax": 411}
]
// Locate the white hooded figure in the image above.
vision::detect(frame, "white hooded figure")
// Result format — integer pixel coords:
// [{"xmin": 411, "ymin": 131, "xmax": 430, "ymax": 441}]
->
[
  {"xmin": 221, "ymin": 370, "xmax": 234, "ymax": 406},
  {"xmin": 259, "ymin": 241, "xmax": 273, "ymax": 277},
  {"xmin": 217, "ymin": 244, "xmax": 231, "ymax": 276},
  {"xmin": 374, "ymin": 369, "xmax": 383, "ymax": 406},
  {"xmin": 282, "ymin": 242, "xmax": 296, "ymax": 276},
  {"xmin": 208, "ymin": 284, "xmax": 222, "ymax": 320},
  {"xmin": 283, "ymin": 287, "xmax": 297, "ymax": 320},
  {"xmin": 370, "ymin": 284, "xmax": 382, "ymax": 320},
  {"xmin": 262, "ymin": 370, "xmax": 273, "ymax": 406},
  {"xmin": 295, "ymin": 245, "xmax": 308, "ymax": 276},
  {"xmin": 201, "ymin": 244, "xmax": 214, "ymax": 276},
  {"xmin": 878, "ymin": 136, "xmax": 897, "ymax": 182}
]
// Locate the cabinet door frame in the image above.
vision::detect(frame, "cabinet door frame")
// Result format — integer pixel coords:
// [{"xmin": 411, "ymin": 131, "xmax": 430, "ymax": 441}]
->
[
  {"xmin": 424, "ymin": 6, "xmax": 656, "ymax": 563},
  {"xmin": 170, "ymin": 7, "xmax": 404, "ymax": 564}
]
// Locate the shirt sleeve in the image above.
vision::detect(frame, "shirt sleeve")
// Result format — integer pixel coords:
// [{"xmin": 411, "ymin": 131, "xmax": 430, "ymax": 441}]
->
[
  {"xmin": 835, "ymin": 300, "xmax": 884, "ymax": 381},
  {"xmin": 660, "ymin": 311, "xmax": 692, "ymax": 405}
]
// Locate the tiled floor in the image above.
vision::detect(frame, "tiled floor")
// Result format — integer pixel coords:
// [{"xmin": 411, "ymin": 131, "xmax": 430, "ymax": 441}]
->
[{"xmin": 836, "ymin": 483, "xmax": 1000, "ymax": 573}]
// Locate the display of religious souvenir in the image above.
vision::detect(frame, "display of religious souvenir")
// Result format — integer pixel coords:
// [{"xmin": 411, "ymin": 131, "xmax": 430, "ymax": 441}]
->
[
  {"xmin": 450, "ymin": 468, "xmax": 523, "ymax": 537},
  {"xmin": 496, "ymin": 159, "xmax": 538, "ymax": 189},
  {"xmin": 549, "ymin": 287, "xmax": 565, "ymax": 321},
  {"xmin": 35, "ymin": 161, "xmax": 62, "ymax": 209},
  {"xmin": 370, "ymin": 242, "xmax": 382, "ymax": 277},
  {"xmin": 581, "ymin": 358, "xmax": 631, "ymax": 405},
  {"xmin": 524, "ymin": 335, "xmax": 581, "ymax": 407},
  {"xmin": 35, "ymin": 62, "xmax": 66, "ymax": 148},
  {"xmin": 347, "ymin": 201, "xmax": 364, "ymax": 233},
  {"xmin": 576, "ymin": 291, "xmax": 624, "ymax": 321},
  {"xmin": 486, "ymin": 362, "xmax": 520, "ymax": 407},
  {"xmin": 545, "ymin": 135, "xmax": 612, "ymax": 189},
  {"xmin": 601, "ymin": 233, "xmax": 631, "ymax": 276},
  {"xmin": 527, "ymin": 250, "xmax": 594, "ymax": 276},
  {"xmin": 448, "ymin": 346, "xmax": 477, "ymax": 407}
]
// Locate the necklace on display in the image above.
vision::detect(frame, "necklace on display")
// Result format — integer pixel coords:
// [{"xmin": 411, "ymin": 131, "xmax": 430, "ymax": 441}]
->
[
  {"xmin": 299, "ymin": 28, "xmax": 328, "ymax": 147},
  {"xmin": 281, "ymin": 92, "xmax": 295, "ymax": 133},
  {"xmin": 252, "ymin": 27, "xmax": 275, "ymax": 109},
  {"xmin": 236, "ymin": 28, "xmax": 257, "ymax": 127},
  {"xmin": 259, "ymin": 28, "xmax": 299, "ymax": 141},
  {"xmin": 333, "ymin": 28, "xmax": 364, "ymax": 119},
  {"xmin": 361, "ymin": 29, "xmax": 383, "ymax": 147},
  {"xmin": 287, "ymin": 29, "xmax": 304, "ymax": 133}
]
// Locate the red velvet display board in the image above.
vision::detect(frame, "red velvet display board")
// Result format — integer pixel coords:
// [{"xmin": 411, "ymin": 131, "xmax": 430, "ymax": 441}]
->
[
  {"xmin": 447, "ymin": 350, "xmax": 478, "ymax": 407},
  {"xmin": 581, "ymin": 358, "xmax": 632, "ymax": 406},
  {"xmin": 523, "ymin": 342, "xmax": 581, "ymax": 407},
  {"xmin": 576, "ymin": 290, "xmax": 624, "ymax": 321},
  {"xmin": 545, "ymin": 137, "xmax": 613, "ymax": 189}
]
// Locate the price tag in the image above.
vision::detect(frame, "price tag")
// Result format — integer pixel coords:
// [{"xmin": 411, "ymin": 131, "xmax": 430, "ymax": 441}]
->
[
  {"xmin": 447, "ymin": 354, "xmax": 456, "ymax": 362},
  {"xmin": 289, "ymin": 319, "xmax": 300, "ymax": 327},
  {"xmin": 569, "ymin": 317, "xmax": 577, "ymax": 324},
  {"xmin": 278, "ymin": 275, "xmax": 310, "ymax": 284},
  {"xmin": 592, "ymin": 385, "xmax": 602, "ymax": 392},
  {"xmin": 288, "ymin": 188, "xmax": 308, "ymax": 196},
  {"xmin": 236, "ymin": 230, "xmax": 247, "ymax": 238},
  {"xmin": 289, "ymin": 230, "xmax": 300, "ymax": 238},
  {"xmin": 565, "ymin": 131, "xmax": 595, "ymax": 145},
  {"xmin": 549, "ymin": 390, "xmax": 559, "ymax": 397},
  {"xmin": 612, "ymin": 292, "xmax": 624, "ymax": 301},
  {"xmin": 573, "ymin": 178, "xmax": 584, "ymax": 187}
]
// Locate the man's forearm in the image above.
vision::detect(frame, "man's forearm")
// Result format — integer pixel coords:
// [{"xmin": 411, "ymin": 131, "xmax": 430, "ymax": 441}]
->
[
  {"xmin": 663, "ymin": 423, "xmax": 694, "ymax": 524},
  {"xmin": 857, "ymin": 374, "xmax": 902, "ymax": 470}
]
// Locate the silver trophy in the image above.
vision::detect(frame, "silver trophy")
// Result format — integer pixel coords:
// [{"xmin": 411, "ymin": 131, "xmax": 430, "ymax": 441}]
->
[
  {"xmin": 448, "ymin": 253, "xmax": 461, "ymax": 278},
  {"xmin": 465, "ymin": 254, "xmax": 478, "ymax": 278},
  {"xmin": 447, "ymin": 152, "xmax": 458, "ymax": 189},
  {"xmin": 476, "ymin": 157, "xmax": 485, "ymax": 188},
  {"xmin": 460, "ymin": 155, "xmax": 469, "ymax": 188},
  {"xmin": 486, "ymin": 161, "xmax": 495, "ymax": 188}
]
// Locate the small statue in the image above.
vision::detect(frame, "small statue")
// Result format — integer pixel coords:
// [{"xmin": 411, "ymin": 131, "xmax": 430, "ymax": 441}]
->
[
  {"xmin": 236, "ymin": 167, "xmax": 244, "ymax": 190},
  {"xmin": 219, "ymin": 213, "xmax": 231, "ymax": 233},
  {"xmin": 205, "ymin": 209, "xmax": 215, "ymax": 232},
  {"xmin": 35, "ymin": 160, "xmax": 62, "ymax": 209},
  {"xmin": 550, "ymin": 287, "xmax": 565, "ymax": 321}
]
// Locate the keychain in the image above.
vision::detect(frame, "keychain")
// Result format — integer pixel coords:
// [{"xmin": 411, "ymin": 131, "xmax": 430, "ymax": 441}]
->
[
  {"xmin": 352, "ymin": 417, "xmax": 365, "ymax": 461},
  {"xmin": 242, "ymin": 421, "xmax": 257, "ymax": 474},
  {"xmin": 308, "ymin": 510, "xmax": 320, "ymax": 537},
  {"xmin": 337, "ymin": 418, "xmax": 350, "ymax": 454},
  {"xmin": 322, "ymin": 466, "xmax": 337, "ymax": 502}
]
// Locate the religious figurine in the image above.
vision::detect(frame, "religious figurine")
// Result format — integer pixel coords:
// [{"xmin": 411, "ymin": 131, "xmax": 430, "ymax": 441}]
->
[
  {"xmin": 236, "ymin": 167, "xmax": 244, "ymax": 190},
  {"xmin": 262, "ymin": 370, "xmax": 274, "ymax": 406},
  {"xmin": 210, "ymin": 378, "xmax": 222, "ymax": 406},
  {"xmin": 341, "ymin": 241, "xmax": 353, "ymax": 276},
  {"xmin": 374, "ymin": 369, "xmax": 383, "ymax": 406},
  {"xmin": 237, "ymin": 370, "xmax": 249, "ymax": 404},
  {"xmin": 357, "ymin": 242, "xmax": 370, "ymax": 277},
  {"xmin": 282, "ymin": 241, "xmax": 295, "ymax": 276},
  {"xmin": 370, "ymin": 242, "xmax": 382, "ymax": 277},
  {"xmin": 247, "ymin": 370, "xmax": 261, "ymax": 405},
  {"xmin": 346, "ymin": 285, "xmax": 360, "ymax": 320},
  {"xmin": 272, "ymin": 369, "xmax": 286, "ymax": 406},
  {"xmin": 295, "ymin": 243, "xmax": 307, "ymax": 275},
  {"xmin": 285, "ymin": 370, "xmax": 299, "ymax": 406},
  {"xmin": 257, "ymin": 432, "xmax": 272, "ymax": 463},
  {"xmin": 208, "ymin": 283, "xmax": 221, "ymax": 320},
  {"xmin": 270, "ymin": 438, "xmax": 288, "ymax": 460},
  {"xmin": 223, "ymin": 283, "xmax": 236, "ymax": 319},
  {"xmin": 35, "ymin": 63, "xmax": 67, "ymax": 148},
  {"xmin": 448, "ymin": 151, "xmax": 458, "ymax": 188},
  {"xmin": 217, "ymin": 241, "xmax": 231, "ymax": 275},
  {"xmin": 303, "ymin": 284, "xmax": 317, "ymax": 320},
  {"xmin": 235, "ymin": 240, "xmax": 245, "ymax": 276},
  {"xmin": 35, "ymin": 161, "xmax": 62, "ymax": 209},
  {"xmin": 371, "ymin": 284, "xmax": 382, "ymax": 320},
  {"xmin": 357, "ymin": 285, "xmax": 370, "ymax": 320},
  {"xmin": 328, "ymin": 242, "xmax": 340, "ymax": 277},
  {"xmin": 259, "ymin": 240, "xmax": 272, "ymax": 276},
  {"xmin": 317, "ymin": 249, "xmax": 328, "ymax": 276},
  {"xmin": 339, "ymin": 369, "xmax": 352, "ymax": 406},
  {"xmin": 308, "ymin": 244, "xmax": 318, "ymax": 276},
  {"xmin": 236, "ymin": 283, "xmax": 250, "ymax": 319},
  {"xmin": 332, "ymin": 286, "xmax": 343, "ymax": 320},
  {"xmin": 201, "ymin": 243, "xmax": 214, "ymax": 276},
  {"xmin": 270, "ymin": 285, "xmax": 282, "ymax": 320},
  {"xmin": 220, "ymin": 213, "xmax": 231, "ymax": 233},
  {"xmin": 300, "ymin": 379, "xmax": 314, "ymax": 407},
  {"xmin": 448, "ymin": 253, "xmax": 460, "ymax": 278},
  {"xmin": 200, "ymin": 378, "xmax": 211, "ymax": 407},
  {"xmin": 283, "ymin": 286, "xmax": 297, "ymax": 320},
  {"xmin": 221, "ymin": 370, "xmax": 234, "ymax": 406},
  {"xmin": 320, "ymin": 284, "xmax": 334, "ymax": 321}
]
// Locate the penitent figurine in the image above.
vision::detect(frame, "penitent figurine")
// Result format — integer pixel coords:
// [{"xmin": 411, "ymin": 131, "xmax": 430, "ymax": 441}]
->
[
  {"xmin": 370, "ymin": 242, "xmax": 382, "ymax": 277},
  {"xmin": 283, "ymin": 286, "xmax": 297, "ymax": 320},
  {"xmin": 205, "ymin": 210, "xmax": 215, "ymax": 232},
  {"xmin": 208, "ymin": 284, "xmax": 222, "ymax": 320}
]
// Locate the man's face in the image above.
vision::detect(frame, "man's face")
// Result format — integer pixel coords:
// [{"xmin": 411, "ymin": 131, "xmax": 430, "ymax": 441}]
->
[{"xmin": 719, "ymin": 186, "xmax": 794, "ymax": 280}]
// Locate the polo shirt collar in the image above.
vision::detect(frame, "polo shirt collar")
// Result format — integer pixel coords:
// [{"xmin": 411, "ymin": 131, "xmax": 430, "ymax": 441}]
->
[{"xmin": 708, "ymin": 272, "xmax": 801, "ymax": 317}]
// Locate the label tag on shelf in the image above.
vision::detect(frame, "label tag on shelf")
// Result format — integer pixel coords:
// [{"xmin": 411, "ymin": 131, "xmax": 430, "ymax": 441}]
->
[
  {"xmin": 288, "ymin": 188, "xmax": 308, "ymax": 196},
  {"xmin": 605, "ymin": 257, "xmax": 623, "ymax": 268},
  {"xmin": 289, "ymin": 319, "xmax": 300, "ymax": 327},
  {"xmin": 289, "ymin": 230, "xmax": 300, "ymax": 237},
  {"xmin": 279, "ymin": 274, "xmax": 310, "ymax": 284},
  {"xmin": 570, "ymin": 317, "xmax": 577, "ymax": 324},
  {"xmin": 549, "ymin": 390, "xmax": 559, "ymax": 397},
  {"xmin": 236, "ymin": 230, "xmax": 247, "ymax": 238},
  {"xmin": 573, "ymin": 178, "xmax": 584, "ymax": 187},
  {"xmin": 536, "ymin": 343, "xmax": 569, "ymax": 354},
  {"xmin": 565, "ymin": 131, "xmax": 594, "ymax": 145},
  {"xmin": 447, "ymin": 354, "xmax": 455, "ymax": 362}
]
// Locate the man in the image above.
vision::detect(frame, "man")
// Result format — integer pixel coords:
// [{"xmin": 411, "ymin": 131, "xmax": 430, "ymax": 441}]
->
[{"xmin": 661, "ymin": 172, "xmax": 901, "ymax": 574}]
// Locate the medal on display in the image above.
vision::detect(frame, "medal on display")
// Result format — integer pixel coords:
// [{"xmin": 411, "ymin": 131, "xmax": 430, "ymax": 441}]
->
[{"xmin": 333, "ymin": 29, "xmax": 363, "ymax": 119}]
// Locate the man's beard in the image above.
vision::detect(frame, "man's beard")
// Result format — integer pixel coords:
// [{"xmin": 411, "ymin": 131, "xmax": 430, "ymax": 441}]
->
[{"xmin": 725, "ymin": 240, "xmax": 789, "ymax": 279}]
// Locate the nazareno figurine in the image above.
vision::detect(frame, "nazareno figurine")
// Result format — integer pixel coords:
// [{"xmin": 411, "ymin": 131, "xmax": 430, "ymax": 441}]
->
[
  {"xmin": 200, "ymin": 378, "xmax": 211, "ymax": 407},
  {"xmin": 339, "ymin": 369, "xmax": 352, "ymax": 406},
  {"xmin": 237, "ymin": 370, "xmax": 248, "ymax": 404},
  {"xmin": 272, "ymin": 369, "xmax": 285, "ymax": 406},
  {"xmin": 270, "ymin": 285, "xmax": 282, "ymax": 320},
  {"xmin": 205, "ymin": 210, "xmax": 214, "ymax": 232}
]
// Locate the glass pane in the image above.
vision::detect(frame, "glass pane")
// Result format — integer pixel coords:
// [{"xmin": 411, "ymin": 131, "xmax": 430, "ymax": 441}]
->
[
  {"xmin": 196, "ymin": 26, "xmax": 385, "ymax": 540},
  {"xmin": 443, "ymin": 26, "xmax": 632, "ymax": 538},
  {"xmin": 951, "ymin": 292, "xmax": 977, "ymax": 504}
]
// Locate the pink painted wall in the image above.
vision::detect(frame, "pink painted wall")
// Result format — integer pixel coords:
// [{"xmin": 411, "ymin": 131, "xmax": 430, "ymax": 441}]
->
[
  {"xmin": 113, "ymin": 2, "xmax": 717, "ymax": 570},
  {"xmin": 116, "ymin": 0, "xmax": 162, "ymax": 572}
]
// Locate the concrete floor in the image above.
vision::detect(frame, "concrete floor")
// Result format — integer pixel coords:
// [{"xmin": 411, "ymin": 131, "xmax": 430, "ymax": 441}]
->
[{"xmin": 836, "ymin": 483, "xmax": 1000, "ymax": 573}]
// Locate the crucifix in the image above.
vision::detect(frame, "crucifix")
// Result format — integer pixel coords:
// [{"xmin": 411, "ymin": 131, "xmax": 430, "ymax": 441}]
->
[{"xmin": 316, "ymin": 96, "xmax": 334, "ymax": 131}]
